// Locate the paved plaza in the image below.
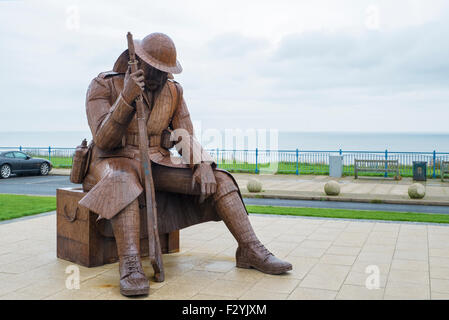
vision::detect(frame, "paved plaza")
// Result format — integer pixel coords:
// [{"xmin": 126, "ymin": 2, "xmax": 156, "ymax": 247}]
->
[
  {"xmin": 1, "ymin": 211, "xmax": 449, "ymax": 300},
  {"xmin": 236, "ymin": 173, "xmax": 449, "ymax": 205}
]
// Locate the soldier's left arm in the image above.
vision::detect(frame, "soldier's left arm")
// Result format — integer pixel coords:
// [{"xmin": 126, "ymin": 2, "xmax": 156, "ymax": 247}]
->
[
  {"xmin": 86, "ymin": 75, "xmax": 135, "ymax": 150},
  {"xmin": 170, "ymin": 83, "xmax": 216, "ymax": 170}
]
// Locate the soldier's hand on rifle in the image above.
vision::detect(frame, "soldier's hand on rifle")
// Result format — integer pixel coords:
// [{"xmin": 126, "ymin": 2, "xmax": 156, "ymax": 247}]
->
[
  {"xmin": 192, "ymin": 162, "xmax": 217, "ymax": 203},
  {"xmin": 122, "ymin": 66, "xmax": 145, "ymax": 105}
]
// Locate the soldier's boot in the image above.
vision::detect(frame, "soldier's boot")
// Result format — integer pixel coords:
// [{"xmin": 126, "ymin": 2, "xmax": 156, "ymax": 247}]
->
[
  {"xmin": 215, "ymin": 190, "xmax": 292, "ymax": 275},
  {"xmin": 111, "ymin": 199, "xmax": 149, "ymax": 296}
]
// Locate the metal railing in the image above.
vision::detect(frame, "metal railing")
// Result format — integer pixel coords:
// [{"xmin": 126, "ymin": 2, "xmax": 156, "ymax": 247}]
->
[
  {"xmin": 211, "ymin": 148, "xmax": 449, "ymax": 178},
  {"xmin": 2, "ymin": 146, "xmax": 449, "ymax": 178}
]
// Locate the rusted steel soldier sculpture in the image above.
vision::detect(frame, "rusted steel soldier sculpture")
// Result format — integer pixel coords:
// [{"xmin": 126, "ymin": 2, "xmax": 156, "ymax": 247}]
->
[{"xmin": 80, "ymin": 32, "xmax": 292, "ymax": 296}]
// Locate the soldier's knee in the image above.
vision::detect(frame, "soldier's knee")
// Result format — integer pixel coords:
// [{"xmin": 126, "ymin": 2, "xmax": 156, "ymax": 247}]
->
[{"xmin": 213, "ymin": 171, "xmax": 238, "ymax": 201}]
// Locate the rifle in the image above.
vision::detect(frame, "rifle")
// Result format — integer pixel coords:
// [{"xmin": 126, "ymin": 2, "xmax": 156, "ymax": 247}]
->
[{"xmin": 127, "ymin": 32, "xmax": 164, "ymax": 282}]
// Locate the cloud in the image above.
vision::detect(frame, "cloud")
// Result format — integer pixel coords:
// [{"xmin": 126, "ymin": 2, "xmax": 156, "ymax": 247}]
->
[
  {"xmin": 268, "ymin": 22, "xmax": 449, "ymax": 91},
  {"xmin": 207, "ymin": 33, "xmax": 268, "ymax": 58},
  {"xmin": 0, "ymin": 0, "xmax": 449, "ymax": 135}
]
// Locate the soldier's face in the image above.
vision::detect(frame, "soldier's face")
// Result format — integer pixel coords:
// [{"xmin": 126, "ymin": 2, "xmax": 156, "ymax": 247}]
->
[{"xmin": 138, "ymin": 58, "xmax": 167, "ymax": 91}]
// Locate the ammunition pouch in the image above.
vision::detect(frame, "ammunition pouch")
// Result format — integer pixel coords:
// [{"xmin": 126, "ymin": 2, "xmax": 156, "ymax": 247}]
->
[
  {"xmin": 161, "ymin": 129, "xmax": 175, "ymax": 150},
  {"xmin": 70, "ymin": 140, "xmax": 93, "ymax": 184}
]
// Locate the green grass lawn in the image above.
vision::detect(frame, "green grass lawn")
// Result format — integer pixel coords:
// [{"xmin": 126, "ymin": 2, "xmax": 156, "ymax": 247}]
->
[
  {"xmin": 0, "ymin": 194, "xmax": 56, "ymax": 221},
  {"xmin": 246, "ymin": 205, "xmax": 449, "ymax": 224},
  {"xmin": 2, "ymin": 192, "xmax": 447, "ymax": 224},
  {"xmin": 215, "ymin": 160, "xmax": 438, "ymax": 178},
  {"xmin": 40, "ymin": 156, "xmax": 73, "ymax": 168}
]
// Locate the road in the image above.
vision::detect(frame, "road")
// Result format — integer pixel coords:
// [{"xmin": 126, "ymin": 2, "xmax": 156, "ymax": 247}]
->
[
  {"xmin": 0, "ymin": 175, "xmax": 81, "ymax": 196},
  {"xmin": 1, "ymin": 175, "xmax": 449, "ymax": 214}
]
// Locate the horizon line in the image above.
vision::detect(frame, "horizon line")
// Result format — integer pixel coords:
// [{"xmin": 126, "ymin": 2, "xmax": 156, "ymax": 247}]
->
[{"xmin": 2, "ymin": 130, "xmax": 449, "ymax": 135}]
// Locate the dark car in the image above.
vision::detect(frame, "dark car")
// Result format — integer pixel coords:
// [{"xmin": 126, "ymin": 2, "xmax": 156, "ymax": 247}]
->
[{"xmin": 0, "ymin": 151, "xmax": 52, "ymax": 179}]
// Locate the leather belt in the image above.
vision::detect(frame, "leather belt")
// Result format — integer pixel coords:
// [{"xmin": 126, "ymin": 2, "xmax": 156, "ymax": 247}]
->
[{"xmin": 126, "ymin": 133, "xmax": 161, "ymax": 147}]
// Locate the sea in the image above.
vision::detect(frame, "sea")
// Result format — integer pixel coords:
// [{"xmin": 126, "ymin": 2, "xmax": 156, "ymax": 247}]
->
[{"xmin": 1, "ymin": 131, "xmax": 449, "ymax": 153}]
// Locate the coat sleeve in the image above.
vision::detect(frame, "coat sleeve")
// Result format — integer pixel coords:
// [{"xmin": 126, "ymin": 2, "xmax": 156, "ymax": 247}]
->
[
  {"xmin": 86, "ymin": 76, "xmax": 135, "ymax": 150},
  {"xmin": 170, "ymin": 83, "xmax": 216, "ymax": 169}
]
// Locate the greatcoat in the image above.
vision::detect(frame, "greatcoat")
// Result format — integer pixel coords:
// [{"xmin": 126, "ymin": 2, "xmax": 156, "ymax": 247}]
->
[{"xmin": 79, "ymin": 71, "xmax": 245, "ymax": 234}]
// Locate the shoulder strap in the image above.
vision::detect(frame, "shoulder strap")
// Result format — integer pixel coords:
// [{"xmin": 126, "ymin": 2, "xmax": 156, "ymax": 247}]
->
[
  {"xmin": 167, "ymin": 80, "xmax": 181, "ymax": 119},
  {"xmin": 174, "ymin": 81, "xmax": 183, "ymax": 105}
]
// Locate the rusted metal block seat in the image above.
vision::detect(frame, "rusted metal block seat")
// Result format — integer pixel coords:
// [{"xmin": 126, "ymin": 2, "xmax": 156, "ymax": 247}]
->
[{"xmin": 56, "ymin": 188, "xmax": 179, "ymax": 268}]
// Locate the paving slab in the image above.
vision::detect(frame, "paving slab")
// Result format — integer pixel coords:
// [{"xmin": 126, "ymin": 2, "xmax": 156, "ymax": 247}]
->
[{"xmin": 1, "ymin": 212, "xmax": 449, "ymax": 299}]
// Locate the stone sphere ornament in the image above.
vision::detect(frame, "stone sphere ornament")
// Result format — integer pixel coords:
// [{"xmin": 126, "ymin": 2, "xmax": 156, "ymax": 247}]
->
[
  {"xmin": 324, "ymin": 180, "xmax": 340, "ymax": 196},
  {"xmin": 408, "ymin": 183, "xmax": 426, "ymax": 199},
  {"xmin": 247, "ymin": 178, "xmax": 263, "ymax": 193}
]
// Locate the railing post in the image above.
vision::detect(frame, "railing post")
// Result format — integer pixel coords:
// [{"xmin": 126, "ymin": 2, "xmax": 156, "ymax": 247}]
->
[
  {"xmin": 339, "ymin": 149, "xmax": 343, "ymax": 174},
  {"xmin": 255, "ymin": 148, "xmax": 259, "ymax": 174},
  {"xmin": 296, "ymin": 148, "xmax": 299, "ymax": 175},
  {"xmin": 216, "ymin": 148, "xmax": 219, "ymax": 169},
  {"xmin": 433, "ymin": 150, "xmax": 436, "ymax": 179},
  {"xmin": 384, "ymin": 149, "xmax": 388, "ymax": 178},
  {"xmin": 48, "ymin": 146, "xmax": 51, "ymax": 162}
]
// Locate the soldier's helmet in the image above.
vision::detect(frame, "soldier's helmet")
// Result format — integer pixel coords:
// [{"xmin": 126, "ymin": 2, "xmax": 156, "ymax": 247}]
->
[{"xmin": 113, "ymin": 32, "xmax": 182, "ymax": 74}]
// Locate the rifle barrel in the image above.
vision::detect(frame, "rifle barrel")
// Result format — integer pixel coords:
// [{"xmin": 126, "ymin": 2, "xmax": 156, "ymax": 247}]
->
[{"xmin": 126, "ymin": 31, "xmax": 165, "ymax": 282}]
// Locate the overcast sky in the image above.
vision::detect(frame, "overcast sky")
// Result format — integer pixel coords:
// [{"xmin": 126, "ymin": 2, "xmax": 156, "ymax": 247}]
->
[{"xmin": 1, "ymin": 0, "xmax": 448, "ymax": 133}]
